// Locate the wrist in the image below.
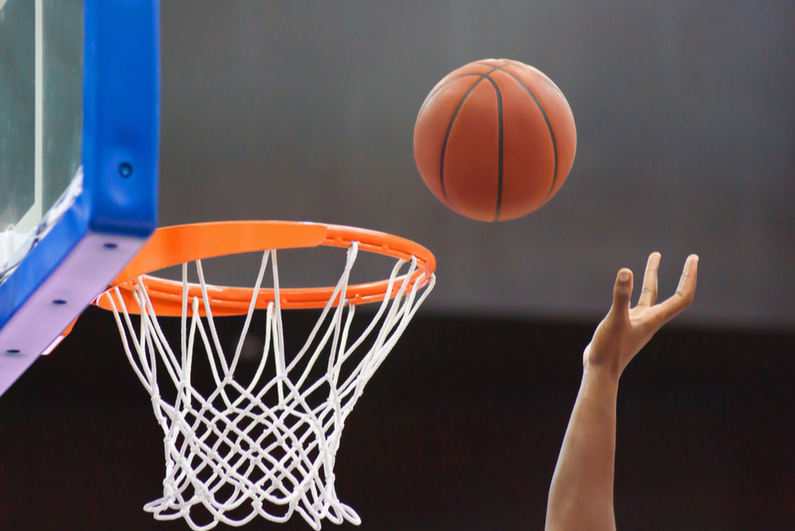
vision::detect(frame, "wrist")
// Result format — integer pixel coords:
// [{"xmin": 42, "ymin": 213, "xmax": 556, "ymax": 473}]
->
[
  {"xmin": 577, "ymin": 361, "xmax": 619, "ymax": 418},
  {"xmin": 583, "ymin": 359, "xmax": 621, "ymax": 386}
]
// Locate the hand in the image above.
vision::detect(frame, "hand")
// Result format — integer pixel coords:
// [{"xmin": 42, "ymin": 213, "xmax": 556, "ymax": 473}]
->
[{"xmin": 583, "ymin": 253, "xmax": 699, "ymax": 380}]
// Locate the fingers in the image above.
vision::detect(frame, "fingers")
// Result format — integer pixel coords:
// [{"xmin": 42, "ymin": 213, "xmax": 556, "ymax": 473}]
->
[
  {"xmin": 637, "ymin": 252, "xmax": 661, "ymax": 308},
  {"xmin": 608, "ymin": 268, "xmax": 634, "ymax": 324},
  {"xmin": 655, "ymin": 254, "xmax": 699, "ymax": 325}
]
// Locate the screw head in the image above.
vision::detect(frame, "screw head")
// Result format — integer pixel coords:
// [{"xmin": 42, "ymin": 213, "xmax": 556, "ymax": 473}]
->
[{"xmin": 118, "ymin": 162, "xmax": 133, "ymax": 178}]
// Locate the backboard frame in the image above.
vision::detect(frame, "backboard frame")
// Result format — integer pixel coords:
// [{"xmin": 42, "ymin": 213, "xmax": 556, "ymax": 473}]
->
[{"xmin": 0, "ymin": 0, "xmax": 160, "ymax": 396}]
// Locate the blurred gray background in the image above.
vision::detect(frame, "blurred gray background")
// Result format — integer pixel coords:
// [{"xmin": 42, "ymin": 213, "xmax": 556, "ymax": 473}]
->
[{"xmin": 158, "ymin": 0, "xmax": 795, "ymax": 329}]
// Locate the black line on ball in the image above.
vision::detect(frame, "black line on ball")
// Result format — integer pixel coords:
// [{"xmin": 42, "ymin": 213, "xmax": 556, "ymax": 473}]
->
[
  {"xmin": 440, "ymin": 77, "xmax": 483, "ymax": 202},
  {"xmin": 419, "ymin": 64, "xmax": 505, "ymax": 121},
  {"xmin": 419, "ymin": 72, "xmax": 487, "ymax": 121},
  {"xmin": 437, "ymin": 64, "xmax": 502, "ymax": 206},
  {"xmin": 504, "ymin": 60, "xmax": 566, "ymax": 98},
  {"xmin": 474, "ymin": 60, "xmax": 511, "ymax": 69},
  {"xmin": 483, "ymin": 75, "xmax": 504, "ymax": 221},
  {"xmin": 496, "ymin": 69, "xmax": 559, "ymax": 201}
]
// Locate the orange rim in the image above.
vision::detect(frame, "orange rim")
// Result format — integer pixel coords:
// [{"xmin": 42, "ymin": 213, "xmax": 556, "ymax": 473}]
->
[{"xmin": 94, "ymin": 221, "xmax": 436, "ymax": 315}]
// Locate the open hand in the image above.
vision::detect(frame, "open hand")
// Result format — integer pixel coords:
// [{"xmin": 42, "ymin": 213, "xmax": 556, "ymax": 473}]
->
[{"xmin": 583, "ymin": 253, "xmax": 699, "ymax": 380}]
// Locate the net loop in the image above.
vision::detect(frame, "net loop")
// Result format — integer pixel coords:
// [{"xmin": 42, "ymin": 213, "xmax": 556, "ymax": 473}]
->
[{"xmin": 103, "ymin": 240, "xmax": 435, "ymax": 530}]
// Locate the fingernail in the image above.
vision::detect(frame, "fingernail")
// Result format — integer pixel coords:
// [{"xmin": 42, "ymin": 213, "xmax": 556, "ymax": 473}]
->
[{"xmin": 619, "ymin": 272, "xmax": 630, "ymax": 282}]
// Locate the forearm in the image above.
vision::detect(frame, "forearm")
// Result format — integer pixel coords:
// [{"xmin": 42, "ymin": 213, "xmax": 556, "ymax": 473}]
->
[{"xmin": 545, "ymin": 363, "xmax": 619, "ymax": 531}]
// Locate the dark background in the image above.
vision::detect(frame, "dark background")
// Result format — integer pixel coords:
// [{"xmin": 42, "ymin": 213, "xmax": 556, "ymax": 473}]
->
[
  {"xmin": 1, "ymin": 309, "xmax": 794, "ymax": 530},
  {"xmin": 2, "ymin": 0, "xmax": 795, "ymax": 529}
]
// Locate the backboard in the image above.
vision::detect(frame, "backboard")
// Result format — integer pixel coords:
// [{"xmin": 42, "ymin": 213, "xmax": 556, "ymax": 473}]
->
[{"xmin": 0, "ymin": 0, "xmax": 160, "ymax": 396}]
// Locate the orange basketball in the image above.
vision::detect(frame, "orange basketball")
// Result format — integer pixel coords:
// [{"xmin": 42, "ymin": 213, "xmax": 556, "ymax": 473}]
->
[{"xmin": 413, "ymin": 59, "xmax": 577, "ymax": 221}]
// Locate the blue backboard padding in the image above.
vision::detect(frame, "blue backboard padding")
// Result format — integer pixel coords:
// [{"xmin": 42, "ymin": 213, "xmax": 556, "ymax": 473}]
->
[
  {"xmin": 0, "ymin": 1, "xmax": 159, "ymax": 336},
  {"xmin": 84, "ymin": 0, "xmax": 160, "ymax": 237},
  {"xmin": 0, "ymin": 195, "xmax": 89, "ymax": 327}
]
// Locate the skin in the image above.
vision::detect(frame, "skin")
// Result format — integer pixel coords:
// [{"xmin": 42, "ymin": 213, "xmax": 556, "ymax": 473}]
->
[{"xmin": 545, "ymin": 252, "xmax": 699, "ymax": 531}]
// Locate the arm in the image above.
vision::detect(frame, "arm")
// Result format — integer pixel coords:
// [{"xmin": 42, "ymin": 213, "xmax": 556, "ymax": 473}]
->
[{"xmin": 545, "ymin": 252, "xmax": 699, "ymax": 531}]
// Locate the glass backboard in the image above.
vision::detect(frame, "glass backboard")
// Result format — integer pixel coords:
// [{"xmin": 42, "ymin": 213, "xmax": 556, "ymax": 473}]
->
[
  {"xmin": 1, "ymin": 0, "xmax": 84, "ymax": 283},
  {"xmin": 0, "ymin": 0, "xmax": 160, "ymax": 397}
]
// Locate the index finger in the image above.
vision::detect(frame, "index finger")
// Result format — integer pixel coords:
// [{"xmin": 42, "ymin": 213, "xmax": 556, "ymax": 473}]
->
[{"xmin": 653, "ymin": 255, "xmax": 699, "ymax": 325}]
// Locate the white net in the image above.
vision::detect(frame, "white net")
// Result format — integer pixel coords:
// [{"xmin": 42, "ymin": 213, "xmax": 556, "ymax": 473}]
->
[{"xmin": 102, "ymin": 242, "xmax": 434, "ymax": 530}]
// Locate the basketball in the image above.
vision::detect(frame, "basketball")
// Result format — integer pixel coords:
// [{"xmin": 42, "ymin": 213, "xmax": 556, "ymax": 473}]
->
[{"xmin": 413, "ymin": 59, "xmax": 577, "ymax": 221}]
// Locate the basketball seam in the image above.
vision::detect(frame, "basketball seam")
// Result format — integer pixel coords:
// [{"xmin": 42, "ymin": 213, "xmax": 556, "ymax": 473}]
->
[
  {"xmin": 482, "ymin": 76, "xmax": 504, "ymax": 221},
  {"xmin": 494, "ymin": 68, "xmax": 559, "ymax": 202},
  {"xmin": 474, "ymin": 61, "xmax": 511, "ymax": 69},
  {"xmin": 439, "ymin": 65, "xmax": 502, "ymax": 207},
  {"xmin": 417, "ymin": 73, "xmax": 477, "ymax": 121},
  {"xmin": 418, "ymin": 66, "xmax": 503, "ymax": 121},
  {"xmin": 504, "ymin": 60, "xmax": 566, "ymax": 99}
]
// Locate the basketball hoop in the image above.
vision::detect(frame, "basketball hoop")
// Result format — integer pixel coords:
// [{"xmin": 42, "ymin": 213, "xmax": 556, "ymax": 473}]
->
[{"xmin": 95, "ymin": 221, "xmax": 436, "ymax": 530}]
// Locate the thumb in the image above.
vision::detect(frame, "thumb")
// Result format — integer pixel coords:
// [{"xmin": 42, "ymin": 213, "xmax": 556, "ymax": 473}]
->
[{"xmin": 608, "ymin": 268, "xmax": 633, "ymax": 324}]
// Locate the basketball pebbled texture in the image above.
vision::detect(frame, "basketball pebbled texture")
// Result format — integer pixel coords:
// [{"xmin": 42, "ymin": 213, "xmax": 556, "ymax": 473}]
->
[{"xmin": 413, "ymin": 59, "xmax": 577, "ymax": 222}]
